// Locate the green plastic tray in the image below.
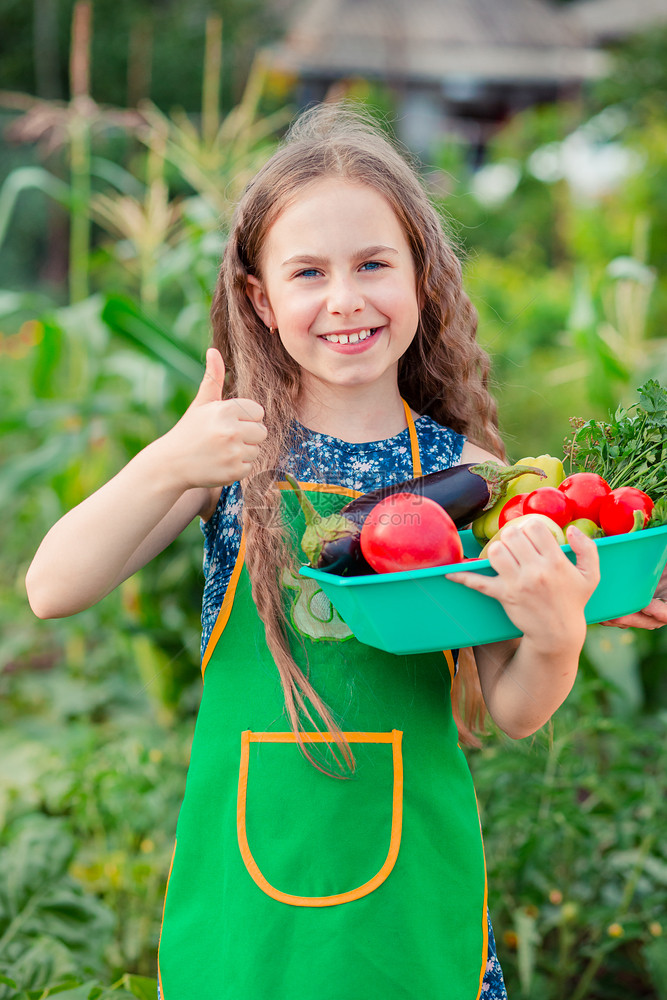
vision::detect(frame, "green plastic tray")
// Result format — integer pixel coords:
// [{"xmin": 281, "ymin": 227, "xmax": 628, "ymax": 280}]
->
[{"xmin": 299, "ymin": 525, "xmax": 667, "ymax": 655}]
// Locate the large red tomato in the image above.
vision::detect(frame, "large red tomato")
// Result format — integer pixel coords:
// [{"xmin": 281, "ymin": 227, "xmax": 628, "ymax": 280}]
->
[
  {"xmin": 558, "ymin": 473, "xmax": 611, "ymax": 525},
  {"xmin": 598, "ymin": 487, "xmax": 654, "ymax": 535},
  {"xmin": 522, "ymin": 487, "xmax": 574, "ymax": 529},
  {"xmin": 360, "ymin": 493, "xmax": 464, "ymax": 573}
]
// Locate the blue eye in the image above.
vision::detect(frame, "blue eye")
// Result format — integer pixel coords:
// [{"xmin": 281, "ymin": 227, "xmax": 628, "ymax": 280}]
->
[
  {"xmin": 296, "ymin": 268, "xmax": 321, "ymax": 278},
  {"xmin": 360, "ymin": 261, "xmax": 385, "ymax": 271}
]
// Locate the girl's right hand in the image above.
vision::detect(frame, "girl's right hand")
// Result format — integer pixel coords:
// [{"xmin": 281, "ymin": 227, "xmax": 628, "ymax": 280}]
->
[{"xmin": 160, "ymin": 348, "xmax": 268, "ymax": 490}]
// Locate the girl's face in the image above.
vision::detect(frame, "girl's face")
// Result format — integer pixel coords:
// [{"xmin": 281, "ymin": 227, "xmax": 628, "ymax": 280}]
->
[{"xmin": 246, "ymin": 177, "xmax": 420, "ymax": 406}]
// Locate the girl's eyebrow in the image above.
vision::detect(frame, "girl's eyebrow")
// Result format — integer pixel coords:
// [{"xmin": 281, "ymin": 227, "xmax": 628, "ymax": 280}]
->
[{"xmin": 281, "ymin": 245, "xmax": 399, "ymax": 268}]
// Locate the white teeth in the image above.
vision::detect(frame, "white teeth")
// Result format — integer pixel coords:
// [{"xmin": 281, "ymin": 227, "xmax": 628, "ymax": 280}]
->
[{"xmin": 322, "ymin": 328, "xmax": 375, "ymax": 344}]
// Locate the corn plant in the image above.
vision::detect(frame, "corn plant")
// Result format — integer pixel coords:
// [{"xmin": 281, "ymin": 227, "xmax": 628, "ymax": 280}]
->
[
  {"xmin": 137, "ymin": 46, "xmax": 292, "ymax": 223},
  {"xmin": 0, "ymin": 3, "xmax": 145, "ymax": 305}
]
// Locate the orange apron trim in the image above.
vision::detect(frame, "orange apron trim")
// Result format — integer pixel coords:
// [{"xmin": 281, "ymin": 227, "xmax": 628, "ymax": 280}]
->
[
  {"xmin": 442, "ymin": 649, "xmax": 456, "ymax": 684},
  {"xmin": 402, "ymin": 399, "xmax": 422, "ymax": 477},
  {"xmin": 237, "ymin": 729, "xmax": 404, "ymax": 907},
  {"xmin": 473, "ymin": 790, "xmax": 490, "ymax": 1000},
  {"xmin": 157, "ymin": 838, "xmax": 177, "ymax": 1000},
  {"xmin": 201, "ymin": 532, "xmax": 246, "ymax": 678}
]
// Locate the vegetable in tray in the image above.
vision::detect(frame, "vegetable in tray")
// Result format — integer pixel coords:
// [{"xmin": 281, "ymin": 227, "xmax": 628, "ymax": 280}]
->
[
  {"xmin": 360, "ymin": 493, "xmax": 464, "ymax": 574},
  {"xmin": 291, "ymin": 381, "xmax": 667, "ymax": 653},
  {"xmin": 288, "ymin": 379, "xmax": 667, "ymax": 578},
  {"xmin": 565, "ymin": 378, "xmax": 667, "ymax": 525},
  {"xmin": 284, "ymin": 462, "xmax": 546, "ymax": 575}
]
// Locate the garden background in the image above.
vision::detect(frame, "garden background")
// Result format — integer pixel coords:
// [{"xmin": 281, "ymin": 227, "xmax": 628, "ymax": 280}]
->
[{"xmin": 1, "ymin": 2, "xmax": 667, "ymax": 997}]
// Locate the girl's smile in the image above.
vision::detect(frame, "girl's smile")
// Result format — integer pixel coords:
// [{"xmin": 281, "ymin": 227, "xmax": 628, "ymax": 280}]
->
[
  {"xmin": 317, "ymin": 325, "xmax": 382, "ymax": 350},
  {"xmin": 245, "ymin": 178, "xmax": 420, "ymax": 412}
]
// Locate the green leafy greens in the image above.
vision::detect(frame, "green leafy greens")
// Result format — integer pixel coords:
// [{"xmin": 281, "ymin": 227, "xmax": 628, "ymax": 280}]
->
[{"xmin": 565, "ymin": 380, "xmax": 667, "ymax": 518}]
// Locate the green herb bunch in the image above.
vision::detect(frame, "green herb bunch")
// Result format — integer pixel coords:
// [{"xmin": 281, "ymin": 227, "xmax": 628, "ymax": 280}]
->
[{"xmin": 565, "ymin": 380, "xmax": 667, "ymax": 524}]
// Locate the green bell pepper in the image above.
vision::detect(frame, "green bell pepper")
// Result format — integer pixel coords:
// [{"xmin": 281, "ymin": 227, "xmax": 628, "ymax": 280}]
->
[
  {"xmin": 472, "ymin": 454, "xmax": 565, "ymax": 543},
  {"xmin": 506, "ymin": 455, "xmax": 565, "ymax": 497}
]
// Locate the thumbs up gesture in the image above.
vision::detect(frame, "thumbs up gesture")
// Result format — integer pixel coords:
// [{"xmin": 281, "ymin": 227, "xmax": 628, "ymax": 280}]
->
[
  {"xmin": 164, "ymin": 348, "xmax": 268, "ymax": 490},
  {"xmin": 191, "ymin": 345, "xmax": 229, "ymax": 406}
]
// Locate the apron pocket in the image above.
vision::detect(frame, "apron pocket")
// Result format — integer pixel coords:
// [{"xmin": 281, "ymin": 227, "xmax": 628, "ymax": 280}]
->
[{"xmin": 237, "ymin": 729, "xmax": 403, "ymax": 907}]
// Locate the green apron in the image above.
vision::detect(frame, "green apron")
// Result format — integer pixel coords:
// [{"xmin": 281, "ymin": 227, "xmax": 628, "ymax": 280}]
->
[{"xmin": 158, "ymin": 407, "xmax": 489, "ymax": 999}]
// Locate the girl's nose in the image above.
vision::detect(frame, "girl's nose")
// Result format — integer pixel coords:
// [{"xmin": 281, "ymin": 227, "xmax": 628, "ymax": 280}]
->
[{"xmin": 326, "ymin": 276, "xmax": 364, "ymax": 316}]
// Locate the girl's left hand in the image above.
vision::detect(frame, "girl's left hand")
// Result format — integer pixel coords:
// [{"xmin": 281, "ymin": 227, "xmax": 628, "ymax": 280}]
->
[
  {"xmin": 450, "ymin": 521, "xmax": 600, "ymax": 646},
  {"xmin": 600, "ymin": 563, "xmax": 667, "ymax": 630}
]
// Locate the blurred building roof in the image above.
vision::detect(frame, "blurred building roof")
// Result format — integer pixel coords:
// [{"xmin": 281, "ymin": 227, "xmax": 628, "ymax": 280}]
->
[
  {"xmin": 569, "ymin": 0, "xmax": 667, "ymax": 43},
  {"xmin": 264, "ymin": 0, "xmax": 606, "ymax": 85}
]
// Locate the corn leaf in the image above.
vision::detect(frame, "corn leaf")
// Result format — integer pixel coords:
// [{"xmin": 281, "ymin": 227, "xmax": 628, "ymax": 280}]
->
[{"xmin": 101, "ymin": 295, "xmax": 203, "ymax": 385}]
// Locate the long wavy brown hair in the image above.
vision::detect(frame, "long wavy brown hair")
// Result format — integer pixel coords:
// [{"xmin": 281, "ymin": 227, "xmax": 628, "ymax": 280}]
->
[{"xmin": 210, "ymin": 103, "xmax": 505, "ymax": 773}]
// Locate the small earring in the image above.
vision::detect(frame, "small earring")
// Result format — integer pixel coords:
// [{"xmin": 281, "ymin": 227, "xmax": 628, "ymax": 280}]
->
[{"xmin": 269, "ymin": 325, "xmax": 277, "ymax": 335}]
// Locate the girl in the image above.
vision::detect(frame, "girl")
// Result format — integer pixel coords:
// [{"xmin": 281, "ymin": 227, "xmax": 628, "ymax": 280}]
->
[{"xmin": 26, "ymin": 104, "xmax": 656, "ymax": 999}]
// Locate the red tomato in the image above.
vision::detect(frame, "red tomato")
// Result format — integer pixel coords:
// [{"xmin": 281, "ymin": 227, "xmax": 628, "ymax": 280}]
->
[
  {"xmin": 498, "ymin": 493, "xmax": 526, "ymax": 529},
  {"xmin": 360, "ymin": 492, "xmax": 464, "ymax": 573},
  {"xmin": 598, "ymin": 487, "xmax": 654, "ymax": 535},
  {"xmin": 558, "ymin": 472, "xmax": 611, "ymax": 525},
  {"xmin": 522, "ymin": 487, "xmax": 574, "ymax": 528}
]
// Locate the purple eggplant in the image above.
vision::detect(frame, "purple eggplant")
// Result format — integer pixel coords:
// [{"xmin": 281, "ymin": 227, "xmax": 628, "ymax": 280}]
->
[{"xmin": 285, "ymin": 462, "xmax": 545, "ymax": 576}]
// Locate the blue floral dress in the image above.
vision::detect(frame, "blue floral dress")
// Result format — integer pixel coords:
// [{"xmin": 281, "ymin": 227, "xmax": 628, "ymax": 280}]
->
[{"xmin": 196, "ymin": 414, "xmax": 508, "ymax": 1000}]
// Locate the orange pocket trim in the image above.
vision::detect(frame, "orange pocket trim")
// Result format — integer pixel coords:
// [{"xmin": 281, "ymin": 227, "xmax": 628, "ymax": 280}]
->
[
  {"xmin": 237, "ymin": 729, "xmax": 404, "ymax": 907},
  {"xmin": 276, "ymin": 480, "xmax": 361, "ymax": 498}
]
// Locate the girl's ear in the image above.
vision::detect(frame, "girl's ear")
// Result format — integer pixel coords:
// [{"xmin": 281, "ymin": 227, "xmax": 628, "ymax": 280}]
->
[{"xmin": 246, "ymin": 275, "xmax": 276, "ymax": 329}]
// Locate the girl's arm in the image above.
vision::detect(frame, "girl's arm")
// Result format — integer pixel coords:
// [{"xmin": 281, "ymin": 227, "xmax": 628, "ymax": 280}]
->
[
  {"xmin": 454, "ymin": 441, "xmax": 600, "ymax": 739},
  {"xmin": 465, "ymin": 525, "xmax": 598, "ymax": 738},
  {"xmin": 26, "ymin": 349, "xmax": 266, "ymax": 619}
]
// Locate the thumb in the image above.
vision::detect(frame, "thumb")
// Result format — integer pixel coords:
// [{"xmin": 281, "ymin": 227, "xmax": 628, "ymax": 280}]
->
[
  {"xmin": 567, "ymin": 525, "xmax": 601, "ymax": 590},
  {"xmin": 193, "ymin": 348, "xmax": 226, "ymax": 405}
]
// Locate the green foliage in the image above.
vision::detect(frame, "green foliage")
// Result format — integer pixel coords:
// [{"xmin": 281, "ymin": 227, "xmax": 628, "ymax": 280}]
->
[
  {"xmin": 0, "ymin": 0, "xmax": 283, "ymax": 110},
  {"xmin": 472, "ymin": 640, "xmax": 667, "ymax": 999},
  {"xmin": 0, "ymin": 971, "xmax": 158, "ymax": 1000},
  {"xmin": 434, "ymin": 91, "xmax": 667, "ymax": 456},
  {"xmin": 0, "ymin": 819, "xmax": 114, "ymax": 994},
  {"xmin": 0, "ymin": 638, "xmax": 195, "ymax": 986},
  {"xmin": 593, "ymin": 27, "xmax": 667, "ymax": 119}
]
